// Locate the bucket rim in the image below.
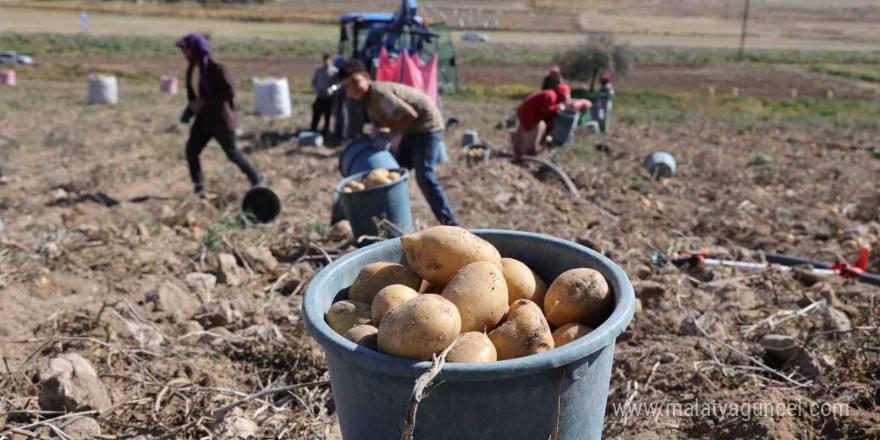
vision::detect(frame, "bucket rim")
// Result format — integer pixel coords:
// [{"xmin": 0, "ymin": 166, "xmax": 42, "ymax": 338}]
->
[
  {"xmin": 644, "ymin": 151, "xmax": 676, "ymax": 167},
  {"xmin": 239, "ymin": 186, "xmax": 281, "ymax": 224},
  {"xmin": 334, "ymin": 168, "xmax": 410, "ymax": 196},
  {"xmin": 302, "ymin": 229, "xmax": 635, "ymax": 382}
]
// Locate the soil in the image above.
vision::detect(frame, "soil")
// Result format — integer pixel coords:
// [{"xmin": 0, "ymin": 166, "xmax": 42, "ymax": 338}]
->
[{"xmin": 0, "ymin": 80, "xmax": 878, "ymax": 439}]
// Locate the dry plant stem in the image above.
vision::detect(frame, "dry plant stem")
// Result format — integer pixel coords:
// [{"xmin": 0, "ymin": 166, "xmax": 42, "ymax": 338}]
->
[
  {"xmin": 211, "ymin": 380, "xmax": 331, "ymax": 425},
  {"xmin": 400, "ymin": 334, "xmax": 464, "ymax": 440}
]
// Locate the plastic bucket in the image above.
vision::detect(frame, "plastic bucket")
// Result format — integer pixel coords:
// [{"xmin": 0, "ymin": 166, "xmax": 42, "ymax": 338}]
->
[
  {"xmin": 461, "ymin": 130, "xmax": 479, "ymax": 149},
  {"xmin": 339, "ymin": 138, "xmax": 400, "ymax": 178},
  {"xmin": 240, "ymin": 186, "xmax": 281, "ymax": 223},
  {"xmin": 299, "ymin": 131, "xmax": 324, "ymax": 147},
  {"xmin": 160, "ymin": 75, "xmax": 178, "ymax": 95},
  {"xmin": 553, "ymin": 108, "xmax": 579, "ymax": 145},
  {"xmin": 645, "ymin": 151, "xmax": 676, "ymax": 180},
  {"xmin": 303, "ymin": 230, "xmax": 635, "ymax": 440},
  {"xmin": 1, "ymin": 70, "xmax": 16, "ymax": 87},
  {"xmin": 463, "ymin": 143, "xmax": 492, "ymax": 165},
  {"xmin": 334, "ymin": 169, "xmax": 413, "ymax": 240}
]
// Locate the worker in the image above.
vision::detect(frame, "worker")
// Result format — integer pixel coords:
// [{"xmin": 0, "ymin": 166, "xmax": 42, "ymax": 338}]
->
[
  {"xmin": 595, "ymin": 71, "xmax": 615, "ymax": 133},
  {"xmin": 176, "ymin": 33, "xmax": 263, "ymax": 198},
  {"xmin": 310, "ymin": 54, "xmax": 338, "ymax": 137},
  {"xmin": 337, "ymin": 60, "xmax": 459, "ymax": 226},
  {"xmin": 541, "ymin": 66, "xmax": 563, "ymax": 91},
  {"xmin": 511, "ymin": 83, "xmax": 571, "ymax": 161}
]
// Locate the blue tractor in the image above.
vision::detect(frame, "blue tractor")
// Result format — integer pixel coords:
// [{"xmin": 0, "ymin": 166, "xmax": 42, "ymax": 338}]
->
[
  {"xmin": 337, "ymin": 0, "xmax": 457, "ymax": 94},
  {"xmin": 332, "ymin": 0, "xmax": 458, "ymax": 140}
]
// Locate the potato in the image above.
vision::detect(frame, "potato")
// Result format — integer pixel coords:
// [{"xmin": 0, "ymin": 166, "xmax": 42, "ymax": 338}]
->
[
  {"xmin": 552, "ymin": 323, "xmax": 593, "ymax": 348},
  {"xmin": 350, "ymin": 181, "xmax": 365, "ymax": 191},
  {"xmin": 344, "ymin": 180, "xmax": 361, "ymax": 189},
  {"xmin": 363, "ymin": 174, "xmax": 392, "ymax": 189},
  {"xmin": 371, "ymin": 284, "xmax": 419, "ymax": 326},
  {"xmin": 488, "ymin": 299, "xmax": 554, "ymax": 360},
  {"xmin": 544, "ymin": 268, "xmax": 611, "ymax": 327},
  {"xmin": 343, "ymin": 324, "xmax": 379, "ymax": 350},
  {"xmin": 341, "ymin": 187, "xmax": 353, "ymax": 193},
  {"xmin": 501, "ymin": 258, "xmax": 548, "ymax": 306},
  {"xmin": 441, "ymin": 261, "xmax": 508, "ymax": 332},
  {"xmin": 402, "ymin": 226, "xmax": 502, "ymax": 286},
  {"xmin": 326, "ymin": 300, "xmax": 372, "ymax": 335},
  {"xmin": 362, "ymin": 169, "xmax": 392, "ymax": 188},
  {"xmin": 378, "ymin": 294, "xmax": 461, "ymax": 360},
  {"xmin": 446, "ymin": 332, "xmax": 497, "ymax": 363},
  {"xmin": 388, "ymin": 171, "xmax": 401, "ymax": 181},
  {"xmin": 348, "ymin": 262, "xmax": 421, "ymax": 305}
]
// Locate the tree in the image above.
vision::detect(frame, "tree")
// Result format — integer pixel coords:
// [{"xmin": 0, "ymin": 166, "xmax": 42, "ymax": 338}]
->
[{"xmin": 554, "ymin": 32, "xmax": 629, "ymax": 91}]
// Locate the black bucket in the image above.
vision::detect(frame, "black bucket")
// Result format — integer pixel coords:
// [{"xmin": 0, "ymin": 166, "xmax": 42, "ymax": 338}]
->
[{"xmin": 241, "ymin": 186, "xmax": 281, "ymax": 223}]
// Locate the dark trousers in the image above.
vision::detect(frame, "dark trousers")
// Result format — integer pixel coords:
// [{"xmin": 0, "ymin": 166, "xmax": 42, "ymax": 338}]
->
[
  {"xmin": 186, "ymin": 121, "xmax": 261, "ymax": 188},
  {"xmin": 396, "ymin": 131, "xmax": 459, "ymax": 226},
  {"xmin": 311, "ymin": 96, "xmax": 333, "ymax": 136}
]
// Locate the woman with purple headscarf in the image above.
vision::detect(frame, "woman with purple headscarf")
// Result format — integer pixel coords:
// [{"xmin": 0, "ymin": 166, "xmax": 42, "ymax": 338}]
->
[{"xmin": 177, "ymin": 33, "xmax": 263, "ymax": 197}]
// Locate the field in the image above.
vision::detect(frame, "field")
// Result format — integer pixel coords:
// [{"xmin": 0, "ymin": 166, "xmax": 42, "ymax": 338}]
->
[{"xmin": 1, "ymin": 1, "xmax": 879, "ymax": 439}]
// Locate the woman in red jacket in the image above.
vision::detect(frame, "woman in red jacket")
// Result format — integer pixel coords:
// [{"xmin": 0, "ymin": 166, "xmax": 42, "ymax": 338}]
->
[{"xmin": 512, "ymin": 83, "xmax": 570, "ymax": 161}]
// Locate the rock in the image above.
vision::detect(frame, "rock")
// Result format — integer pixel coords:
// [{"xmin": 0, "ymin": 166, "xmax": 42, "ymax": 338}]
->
[
  {"xmin": 176, "ymin": 320, "xmax": 204, "ymax": 346},
  {"xmin": 59, "ymin": 417, "xmax": 102, "ymax": 440},
  {"xmin": 185, "ymin": 272, "xmax": 217, "ymax": 304},
  {"xmin": 659, "ymin": 352, "xmax": 678, "ymax": 364},
  {"xmin": 633, "ymin": 298, "xmax": 643, "ymax": 316},
  {"xmin": 634, "ymin": 280, "xmax": 665, "ymax": 298},
  {"xmin": 791, "ymin": 265, "xmax": 820, "ymax": 287},
  {"xmin": 43, "ymin": 242, "xmax": 62, "ymax": 260},
  {"xmin": 243, "ymin": 246, "xmax": 278, "ymax": 274},
  {"xmin": 825, "ymin": 307, "xmax": 853, "ymax": 333},
  {"xmin": 196, "ymin": 300, "xmax": 237, "ymax": 328},
  {"xmin": 217, "ymin": 253, "xmax": 244, "ymax": 286},
  {"xmin": 39, "ymin": 353, "xmax": 112, "ymax": 412},
  {"xmin": 145, "ymin": 281, "xmax": 200, "ymax": 320},
  {"xmin": 329, "ymin": 220, "xmax": 353, "ymax": 242},
  {"xmin": 137, "ymin": 223, "xmax": 152, "ymax": 239},
  {"xmin": 223, "ymin": 411, "xmax": 258, "ymax": 439},
  {"xmin": 760, "ymin": 334, "xmax": 809, "ymax": 364}
]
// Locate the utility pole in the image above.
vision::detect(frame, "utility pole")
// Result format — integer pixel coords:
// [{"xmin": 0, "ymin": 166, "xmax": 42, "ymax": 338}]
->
[{"xmin": 738, "ymin": 0, "xmax": 750, "ymax": 61}]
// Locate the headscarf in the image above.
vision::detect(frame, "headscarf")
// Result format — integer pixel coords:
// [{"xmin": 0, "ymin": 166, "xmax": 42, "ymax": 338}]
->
[
  {"xmin": 176, "ymin": 33, "xmax": 212, "ymax": 100},
  {"xmin": 554, "ymin": 83, "xmax": 571, "ymax": 103},
  {"xmin": 549, "ymin": 66, "xmax": 562, "ymax": 78},
  {"xmin": 600, "ymin": 71, "xmax": 612, "ymax": 85}
]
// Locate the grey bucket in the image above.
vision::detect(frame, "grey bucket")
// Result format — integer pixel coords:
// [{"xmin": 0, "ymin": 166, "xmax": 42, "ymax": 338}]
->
[
  {"xmin": 240, "ymin": 186, "xmax": 281, "ymax": 223},
  {"xmin": 334, "ymin": 169, "xmax": 413, "ymax": 241},
  {"xmin": 303, "ymin": 230, "xmax": 636, "ymax": 440},
  {"xmin": 461, "ymin": 130, "xmax": 479, "ymax": 148},
  {"xmin": 645, "ymin": 151, "xmax": 677, "ymax": 180},
  {"xmin": 553, "ymin": 108, "xmax": 579, "ymax": 145},
  {"xmin": 298, "ymin": 131, "xmax": 324, "ymax": 147},
  {"xmin": 339, "ymin": 138, "xmax": 401, "ymax": 178}
]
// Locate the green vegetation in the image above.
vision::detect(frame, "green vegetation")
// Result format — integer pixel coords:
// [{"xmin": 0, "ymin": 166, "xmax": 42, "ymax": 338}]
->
[
  {"xmin": 808, "ymin": 64, "xmax": 880, "ymax": 84},
  {"xmin": 204, "ymin": 217, "xmax": 247, "ymax": 250}
]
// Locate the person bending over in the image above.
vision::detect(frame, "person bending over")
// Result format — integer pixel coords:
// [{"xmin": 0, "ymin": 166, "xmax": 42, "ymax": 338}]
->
[{"xmin": 337, "ymin": 60, "xmax": 459, "ymax": 226}]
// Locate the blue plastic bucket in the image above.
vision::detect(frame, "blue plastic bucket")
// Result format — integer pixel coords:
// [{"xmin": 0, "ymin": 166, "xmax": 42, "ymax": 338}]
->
[
  {"xmin": 460, "ymin": 130, "xmax": 479, "ymax": 148},
  {"xmin": 303, "ymin": 230, "xmax": 635, "ymax": 440},
  {"xmin": 644, "ymin": 151, "xmax": 677, "ymax": 180},
  {"xmin": 463, "ymin": 143, "xmax": 492, "ymax": 165},
  {"xmin": 334, "ymin": 169, "xmax": 413, "ymax": 240},
  {"xmin": 339, "ymin": 138, "xmax": 400, "ymax": 178},
  {"xmin": 298, "ymin": 131, "xmax": 324, "ymax": 147},
  {"xmin": 553, "ymin": 108, "xmax": 579, "ymax": 145}
]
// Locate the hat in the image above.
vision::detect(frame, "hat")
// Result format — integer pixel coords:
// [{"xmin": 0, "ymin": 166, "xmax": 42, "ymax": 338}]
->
[
  {"xmin": 549, "ymin": 66, "xmax": 562, "ymax": 76},
  {"xmin": 555, "ymin": 83, "xmax": 571, "ymax": 100}
]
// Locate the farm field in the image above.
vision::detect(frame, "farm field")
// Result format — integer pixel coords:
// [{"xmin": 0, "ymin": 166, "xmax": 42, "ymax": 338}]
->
[{"xmin": 1, "ymin": 1, "xmax": 879, "ymax": 439}]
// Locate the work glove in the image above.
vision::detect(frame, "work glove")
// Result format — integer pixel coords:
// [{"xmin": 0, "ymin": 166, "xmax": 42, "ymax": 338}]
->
[{"xmin": 179, "ymin": 108, "xmax": 194, "ymax": 124}]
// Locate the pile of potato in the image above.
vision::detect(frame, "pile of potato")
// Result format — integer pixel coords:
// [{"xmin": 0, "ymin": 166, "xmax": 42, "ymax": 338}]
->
[
  {"xmin": 466, "ymin": 147, "xmax": 488, "ymax": 158},
  {"xmin": 325, "ymin": 226, "xmax": 613, "ymax": 362},
  {"xmin": 341, "ymin": 169, "xmax": 402, "ymax": 193}
]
